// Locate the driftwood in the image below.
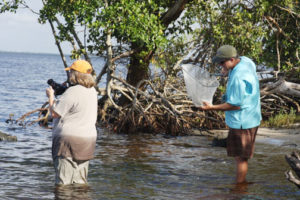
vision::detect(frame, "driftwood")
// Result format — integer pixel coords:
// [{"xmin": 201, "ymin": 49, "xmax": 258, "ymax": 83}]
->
[
  {"xmin": 5, "ymin": 67, "xmax": 300, "ymax": 135},
  {"xmin": 285, "ymin": 151, "xmax": 300, "ymax": 188},
  {"xmin": 97, "ymin": 74, "xmax": 226, "ymax": 135},
  {"xmin": 97, "ymin": 69, "xmax": 300, "ymax": 134},
  {"xmin": 259, "ymin": 70, "xmax": 300, "ymax": 121},
  {"xmin": 0, "ymin": 131, "xmax": 17, "ymax": 142},
  {"xmin": 261, "ymin": 78, "xmax": 300, "ymax": 100},
  {"xmin": 6, "ymin": 102, "xmax": 51, "ymax": 128}
]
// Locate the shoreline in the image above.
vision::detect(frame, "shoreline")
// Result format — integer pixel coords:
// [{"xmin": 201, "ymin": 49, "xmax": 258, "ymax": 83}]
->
[
  {"xmin": 200, "ymin": 127, "xmax": 300, "ymax": 148},
  {"xmin": 256, "ymin": 127, "xmax": 300, "ymax": 147}
]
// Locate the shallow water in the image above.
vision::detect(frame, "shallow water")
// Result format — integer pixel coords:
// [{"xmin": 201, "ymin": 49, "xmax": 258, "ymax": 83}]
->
[{"xmin": 0, "ymin": 52, "xmax": 299, "ymax": 199}]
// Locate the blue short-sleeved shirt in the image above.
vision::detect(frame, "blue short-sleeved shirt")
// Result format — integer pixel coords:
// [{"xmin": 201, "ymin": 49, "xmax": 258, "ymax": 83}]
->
[{"xmin": 224, "ymin": 56, "xmax": 261, "ymax": 129}]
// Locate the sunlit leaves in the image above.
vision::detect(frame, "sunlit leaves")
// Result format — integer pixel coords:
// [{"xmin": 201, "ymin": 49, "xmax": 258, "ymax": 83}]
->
[
  {"xmin": 1, "ymin": 0, "xmax": 298, "ymax": 73},
  {"xmin": 38, "ymin": 0, "xmax": 171, "ymax": 58},
  {"xmin": 0, "ymin": 0, "xmax": 24, "ymax": 13},
  {"xmin": 261, "ymin": 0, "xmax": 299, "ymax": 71},
  {"xmin": 90, "ymin": 0, "xmax": 167, "ymax": 50}
]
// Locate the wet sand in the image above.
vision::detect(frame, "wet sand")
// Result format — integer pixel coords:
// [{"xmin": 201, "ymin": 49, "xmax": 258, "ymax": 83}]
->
[
  {"xmin": 256, "ymin": 127, "xmax": 300, "ymax": 147},
  {"xmin": 197, "ymin": 126, "xmax": 300, "ymax": 148}
]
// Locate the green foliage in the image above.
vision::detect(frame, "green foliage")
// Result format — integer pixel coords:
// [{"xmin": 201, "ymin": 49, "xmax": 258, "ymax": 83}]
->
[
  {"xmin": 39, "ymin": 0, "xmax": 170, "ymax": 58},
  {"xmin": 0, "ymin": 0, "xmax": 24, "ymax": 13},
  {"xmin": 183, "ymin": 1, "xmax": 267, "ymax": 64},
  {"xmin": 218, "ymin": 85, "xmax": 226, "ymax": 94},
  {"xmin": 152, "ymin": 36, "xmax": 187, "ymax": 69},
  {"xmin": 262, "ymin": 108, "xmax": 296, "ymax": 128},
  {"xmin": 98, "ymin": 0, "xmax": 167, "ymax": 49},
  {"xmin": 295, "ymin": 113, "xmax": 300, "ymax": 123},
  {"xmin": 260, "ymin": 0, "xmax": 300, "ymax": 71},
  {"xmin": 0, "ymin": 0, "xmax": 298, "ymax": 73},
  {"xmin": 156, "ymin": 0, "xmax": 299, "ymax": 75}
]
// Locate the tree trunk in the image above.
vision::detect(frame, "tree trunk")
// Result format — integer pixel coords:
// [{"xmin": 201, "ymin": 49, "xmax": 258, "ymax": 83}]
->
[
  {"xmin": 118, "ymin": 47, "xmax": 152, "ymax": 106},
  {"xmin": 126, "ymin": 0, "xmax": 192, "ymax": 87},
  {"xmin": 122, "ymin": 0, "xmax": 191, "ymax": 105},
  {"xmin": 261, "ymin": 78, "xmax": 300, "ymax": 99},
  {"xmin": 126, "ymin": 47, "xmax": 152, "ymax": 87}
]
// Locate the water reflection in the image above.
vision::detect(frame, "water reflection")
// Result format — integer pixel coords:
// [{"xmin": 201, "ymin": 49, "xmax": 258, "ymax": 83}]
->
[
  {"xmin": 54, "ymin": 184, "xmax": 92, "ymax": 200},
  {"xmin": 230, "ymin": 182, "xmax": 251, "ymax": 195},
  {"xmin": 1, "ymin": 52, "xmax": 300, "ymax": 199}
]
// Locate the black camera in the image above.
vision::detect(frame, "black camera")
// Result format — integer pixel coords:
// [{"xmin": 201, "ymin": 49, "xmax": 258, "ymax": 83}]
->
[{"xmin": 47, "ymin": 79, "xmax": 68, "ymax": 96}]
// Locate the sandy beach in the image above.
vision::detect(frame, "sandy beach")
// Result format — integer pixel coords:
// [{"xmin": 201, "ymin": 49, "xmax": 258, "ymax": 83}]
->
[
  {"xmin": 205, "ymin": 126, "xmax": 300, "ymax": 148},
  {"xmin": 256, "ymin": 127, "xmax": 300, "ymax": 148}
]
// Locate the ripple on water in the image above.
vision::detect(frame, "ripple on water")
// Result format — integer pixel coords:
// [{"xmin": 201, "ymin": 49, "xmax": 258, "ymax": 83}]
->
[{"xmin": 0, "ymin": 52, "xmax": 300, "ymax": 199}]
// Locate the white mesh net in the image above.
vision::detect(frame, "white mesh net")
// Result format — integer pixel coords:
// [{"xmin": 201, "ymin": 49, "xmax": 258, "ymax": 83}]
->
[{"xmin": 182, "ymin": 64, "xmax": 219, "ymax": 106}]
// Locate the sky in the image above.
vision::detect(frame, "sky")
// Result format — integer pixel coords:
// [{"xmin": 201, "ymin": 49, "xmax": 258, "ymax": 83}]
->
[{"xmin": 0, "ymin": 1, "xmax": 72, "ymax": 54}]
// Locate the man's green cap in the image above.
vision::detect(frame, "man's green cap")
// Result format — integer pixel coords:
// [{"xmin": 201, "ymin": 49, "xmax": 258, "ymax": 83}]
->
[{"xmin": 212, "ymin": 45, "xmax": 237, "ymax": 63}]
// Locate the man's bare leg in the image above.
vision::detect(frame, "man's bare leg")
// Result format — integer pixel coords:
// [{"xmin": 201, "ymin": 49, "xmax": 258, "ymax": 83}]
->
[{"xmin": 235, "ymin": 157, "xmax": 248, "ymax": 183}]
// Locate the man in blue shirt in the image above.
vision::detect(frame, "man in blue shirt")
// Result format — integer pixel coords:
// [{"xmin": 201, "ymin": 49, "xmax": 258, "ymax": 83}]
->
[{"xmin": 200, "ymin": 45, "xmax": 261, "ymax": 184}]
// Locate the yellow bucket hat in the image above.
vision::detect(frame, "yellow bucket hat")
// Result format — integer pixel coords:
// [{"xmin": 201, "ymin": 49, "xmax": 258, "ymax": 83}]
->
[{"xmin": 65, "ymin": 60, "xmax": 93, "ymax": 74}]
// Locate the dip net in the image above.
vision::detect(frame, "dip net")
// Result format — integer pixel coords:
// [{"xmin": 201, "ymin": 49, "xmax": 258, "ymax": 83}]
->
[{"xmin": 182, "ymin": 64, "xmax": 219, "ymax": 106}]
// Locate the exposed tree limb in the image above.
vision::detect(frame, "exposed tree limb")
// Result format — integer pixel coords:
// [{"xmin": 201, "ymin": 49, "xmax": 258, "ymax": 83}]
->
[
  {"xmin": 161, "ymin": 0, "xmax": 192, "ymax": 27},
  {"xmin": 275, "ymin": 5, "xmax": 300, "ymax": 18},
  {"xmin": 111, "ymin": 50, "xmax": 136, "ymax": 63},
  {"xmin": 70, "ymin": 26, "xmax": 92, "ymax": 64},
  {"xmin": 285, "ymin": 170, "xmax": 300, "ymax": 188},
  {"xmin": 261, "ymin": 78, "xmax": 300, "ymax": 97},
  {"xmin": 41, "ymin": 0, "xmax": 68, "ymax": 73},
  {"xmin": 285, "ymin": 151, "xmax": 300, "ymax": 188},
  {"xmin": 96, "ymin": 63, "xmax": 108, "ymax": 85},
  {"xmin": 103, "ymin": 0, "xmax": 122, "ymax": 114},
  {"xmin": 265, "ymin": 15, "xmax": 294, "ymax": 43}
]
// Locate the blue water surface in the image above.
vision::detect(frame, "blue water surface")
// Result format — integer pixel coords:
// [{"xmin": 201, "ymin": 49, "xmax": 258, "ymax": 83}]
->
[{"xmin": 0, "ymin": 52, "xmax": 299, "ymax": 200}]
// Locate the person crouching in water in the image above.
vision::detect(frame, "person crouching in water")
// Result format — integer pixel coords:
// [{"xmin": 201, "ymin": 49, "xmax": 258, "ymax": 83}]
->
[
  {"xmin": 200, "ymin": 45, "xmax": 262, "ymax": 184},
  {"xmin": 46, "ymin": 60, "xmax": 98, "ymax": 185}
]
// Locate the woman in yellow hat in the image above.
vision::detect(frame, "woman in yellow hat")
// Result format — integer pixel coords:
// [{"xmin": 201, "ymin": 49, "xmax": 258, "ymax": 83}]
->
[{"xmin": 46, "ymin": 60, "xmax": 97, "ymax": 185}]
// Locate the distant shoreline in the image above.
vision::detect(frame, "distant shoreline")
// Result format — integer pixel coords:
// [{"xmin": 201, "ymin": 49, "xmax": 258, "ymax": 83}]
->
[
  {"xmin": 0, "ymin": 50, "xmax": 60, "ymax": 56},
  {"xmin": 0, "ymin": 51, "xmax": 107, "ymax": 60}
]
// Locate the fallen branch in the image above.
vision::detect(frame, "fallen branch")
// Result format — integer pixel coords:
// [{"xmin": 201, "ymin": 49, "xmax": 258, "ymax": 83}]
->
[
  {"xmin": 261, "ymin": 78, "xmax": 300, "ymax": 97},
  {"xmin": 285, "ymin": 151, "xmax": 300, "ymax": 188}
]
